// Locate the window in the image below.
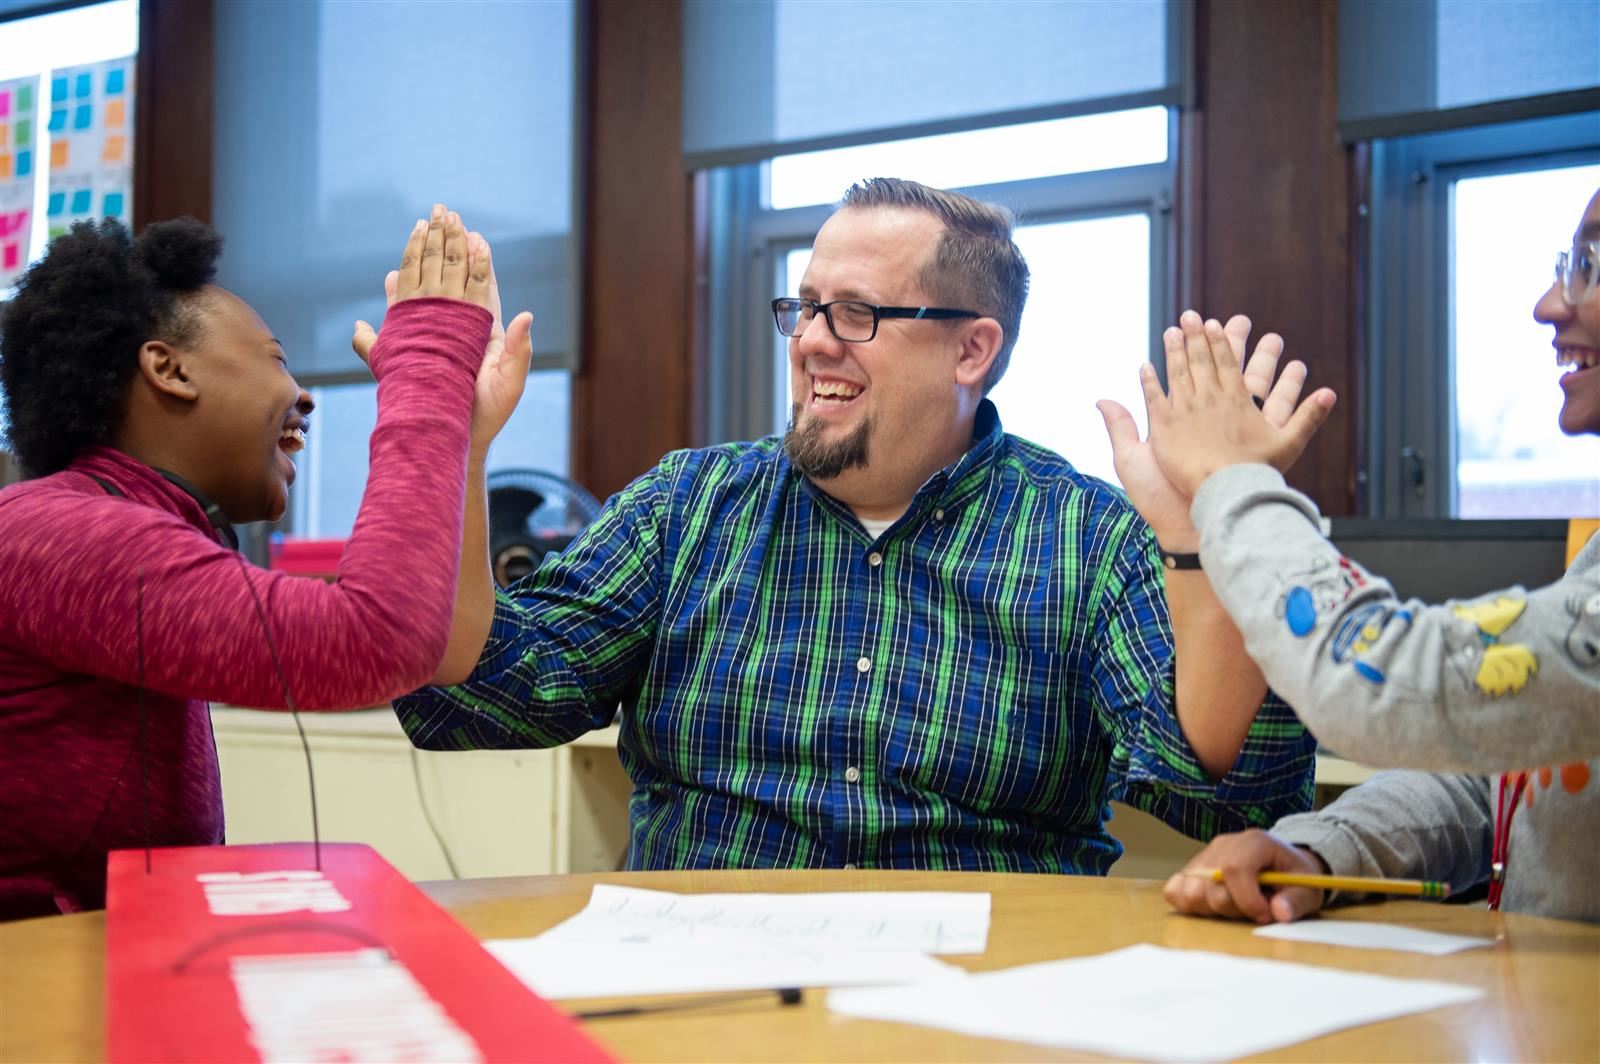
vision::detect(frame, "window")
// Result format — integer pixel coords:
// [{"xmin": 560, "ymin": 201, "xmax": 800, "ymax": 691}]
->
[
  {"xmin": 289, "ymin": 371, "xmax": 573, "ymax": 539},
  {"xmin": 1369, "ymin": 113, "xmax": 1600, "ymax": 518},
  {"xmin": 1452, "ymin": 166, "xmax": 1600, "ymax": 518},
  {"xmin": 0, "ymin": 0, "xmax": 139, "ymax": 270},
  {"xmin": 710, "ymin": 107, "xmax": 1174, "ymax": 490},
  {"xmin": 209, "ymin": 0, "xmax": 582, "ymax": 539}
]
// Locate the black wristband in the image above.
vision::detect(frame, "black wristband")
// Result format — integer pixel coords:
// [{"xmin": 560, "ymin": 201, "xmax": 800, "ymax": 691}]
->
[{"xmin": 1158, "ymin": 547, "xmax": 1202, "ymax": 571}]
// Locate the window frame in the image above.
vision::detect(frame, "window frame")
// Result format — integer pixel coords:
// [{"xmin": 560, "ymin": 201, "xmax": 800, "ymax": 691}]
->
[{"xmin": 1367, "ymin": 112, "xmax": 1600, "ymax": 518}]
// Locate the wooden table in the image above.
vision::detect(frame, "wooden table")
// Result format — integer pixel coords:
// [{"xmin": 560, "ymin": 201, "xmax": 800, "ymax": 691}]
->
[{"xmin": 2, "ymin": 870, "xmax": 1596, "ymax": 1062}]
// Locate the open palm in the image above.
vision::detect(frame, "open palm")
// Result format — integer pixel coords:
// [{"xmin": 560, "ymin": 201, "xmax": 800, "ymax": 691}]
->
[
  {"xmin": 1097, "ymin": 313, "xmax": 1301, "ymax": 544},
  {"xmin": 352, "ymin": 233, "xmax": 533, "ymax": 452}
]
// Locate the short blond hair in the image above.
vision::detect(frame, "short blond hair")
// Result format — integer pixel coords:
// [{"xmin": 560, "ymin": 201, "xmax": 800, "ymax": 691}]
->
[{"xmin": 840, "ymin": 178, "xmax": 1029, "ymax": 393}]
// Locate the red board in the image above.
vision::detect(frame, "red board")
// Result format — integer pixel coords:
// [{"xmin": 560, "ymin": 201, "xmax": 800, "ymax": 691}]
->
[{"xmin": 106, "ymin": 842, "xmax": 614, "ymax": 1063}]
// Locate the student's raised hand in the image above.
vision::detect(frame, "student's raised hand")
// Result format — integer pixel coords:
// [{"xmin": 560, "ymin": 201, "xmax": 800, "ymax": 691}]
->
[
  {"xmin": 350, "ymin": 212, "xmax": 533, "ymax": 450},
  {"xmin": 1142, "ymin": 311, "xmax": 1337, "ymax": 497},
  {"xmin": 1098, "ymin": 314, "xmax": 1280, "ymax": 548},
  {"xmin": 1164, "ymin": 829, "xmax": 1329, "ymax": 924}
]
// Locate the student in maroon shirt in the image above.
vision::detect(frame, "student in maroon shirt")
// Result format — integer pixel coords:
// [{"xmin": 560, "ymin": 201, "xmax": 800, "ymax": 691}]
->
[{"xmin": 0, "ymin": 205, "xmax": 532, "ymax": 919}]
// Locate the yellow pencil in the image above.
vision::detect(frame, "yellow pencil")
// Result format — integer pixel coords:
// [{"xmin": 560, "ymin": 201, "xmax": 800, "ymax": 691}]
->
[{"xmin": 1188, "ymin": 868, "xmax": 1451, "ymax": 899}]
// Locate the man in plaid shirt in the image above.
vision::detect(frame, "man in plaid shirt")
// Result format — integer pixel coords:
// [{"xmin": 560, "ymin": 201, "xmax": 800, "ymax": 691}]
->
[{"xmin": 395, "ymin": 178, "xmax": 1318, "ymax": 874}]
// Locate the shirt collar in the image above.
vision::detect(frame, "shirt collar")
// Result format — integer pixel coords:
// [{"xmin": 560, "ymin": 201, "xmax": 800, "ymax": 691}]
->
[{"xmin": 69, "ymin": 446, "xmax": 226, "ymax": 542}]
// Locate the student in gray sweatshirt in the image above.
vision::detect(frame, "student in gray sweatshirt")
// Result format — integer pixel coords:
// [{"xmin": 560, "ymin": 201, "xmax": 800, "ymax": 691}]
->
[{"xmin": 1135, "ymin": 188, "xmax": 1600, "ymax": 925}]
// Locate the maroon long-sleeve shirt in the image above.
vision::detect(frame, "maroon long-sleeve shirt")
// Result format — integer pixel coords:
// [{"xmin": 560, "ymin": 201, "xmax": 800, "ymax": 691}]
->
[{"xmin": 0, "ymin": 297, "xmax": 489, "ymax": 919}]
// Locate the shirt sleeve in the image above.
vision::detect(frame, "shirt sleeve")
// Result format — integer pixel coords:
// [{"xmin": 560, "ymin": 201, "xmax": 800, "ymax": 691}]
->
[
  {"xmin": 1088, "ymin": 509, "xmax": 1318, "ymax": 840},
  {"xmin": 1191, "ymin": 463, "xmax": 1600, "ymax": 774},
  {"xmin": 393, "ymin": 454, "xmax": 673, "ymax": 750},
  {"xmin": 0, "ymin": 297, "xmax": 489, "ymax": 711},
  {"xmin": 1272, "ymin": 770, "xmax": 1494, "ymax": 904}
]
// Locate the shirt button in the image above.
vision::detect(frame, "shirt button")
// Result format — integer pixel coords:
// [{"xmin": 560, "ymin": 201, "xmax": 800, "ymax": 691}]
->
[
  {"xmin": 856, "ymin": 656, "xmax": 872, "ymax": 673},
  {"xmin": 842, "ymin": 863, "xmax": 858, "ymax": 870},
  {"xmin": 934, "ymin": 508, "xmax": 945, "ymax": 522},
  {"xmin": 844, "ymin": 765, "xmax": 861, "ymax": 783},
  {"xmin": 867, "ymin": 551, "xmax": 883, "ymax": 567}
]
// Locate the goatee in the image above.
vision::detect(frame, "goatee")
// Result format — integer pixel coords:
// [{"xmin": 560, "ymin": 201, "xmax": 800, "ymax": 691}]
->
[{"xmin": 784, "ymin": 403, "xmax": 872, "ymax": 480}]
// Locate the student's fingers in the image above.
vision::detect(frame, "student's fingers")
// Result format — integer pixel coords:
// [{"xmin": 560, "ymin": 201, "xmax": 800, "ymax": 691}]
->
[
  {"xmin": 383, "ymin": 269, "xmax": 399, "ymax": 307},
  {"xmin": 1180, "ymin": 311, "xmax": 1220, "ymax": 392},
  {"xmin": 1261, "ymin": 356, "xmax": 1305, "ymax": 427},
  {"xmin": 1269, "ymin": 887, "xmax": 1326, "ymax": 923},
  {"xmin": 464, "ymin": 232, "xmax": 493, "ymax": 310},
  {"xmin": 396, "ymin": 218, "xmax": 428, "ymax": 296},
  {"xmin": 1205, "ymin": 318, "xmax": 1247, "ymax": 396},
  {"xmin": 1223, "ymin": 314, "xmax": 1252, "ymax": 369},
  {"xmin": 1272, "ymin": 389, "xmax": 1339, "ymax": 471},
  {"xmin": 441, "ymin": 211, "xmax": 470, "ymax": 299},
  {"xmin": 351, "ymin": 320, "xmax": 377, "ymax": 367},
  {"xmin": 419, "ymin": 203, "xmax": 446, "ymax": 293},
  {"xmin": 1219, "ymin": 861, "xmax": 1275, "ymax": 924},
  {"xmin": 1162, "ymin": 325, "xmax": 1192, "ymax": 404}
]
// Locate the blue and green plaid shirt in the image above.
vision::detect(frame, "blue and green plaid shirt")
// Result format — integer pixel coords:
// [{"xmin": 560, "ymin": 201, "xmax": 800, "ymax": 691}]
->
[{"xmin": 396, "ymin": 401, "xmax": 1315, "ymax": 873}]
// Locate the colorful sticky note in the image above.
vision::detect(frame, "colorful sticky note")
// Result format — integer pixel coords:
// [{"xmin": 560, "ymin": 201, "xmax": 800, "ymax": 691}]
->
[
  {"xmin": 70, "ymin": 189, "xmax": 91, "ymax": 214},
  {"xmin": 14, "ymin": 118, "xmax": 29, "ymax": 146},
  {"xmin": 0, "ymin": 124, "xmax": 7, "ymax": 146},
  {"xmin": 103, "ymin": 191, "xmax": 124, "ymax": 217},
  {"xmin": 48, "ymin": 109, "xmax": 66, "ymax": 133},
  {"xmin": 0, "ymin": 92, "xmax": 9, "ymax": 118},
  {"xmin": 50, "ymin": 140, "xmax": 68, "ymax": 169},
  {"xmin": 74, "ymin": 73, "xmax": 91, "ymax": 99},
  {"xmin": 0, "ymin": 154, "xmax": 10, "ymax": 179},
  {"xmin": 73, "ymin": 104, "xmax": 92, "ymax": 131},
  {"xmin": 3, "ymin": 242, "xmax": 19, "ymax": 271},
  {"xmin": 48, "ymin": 226, "xmax": 66, "ymax": 240},
  {"xmin": 16, "ymin": 84, "xmax": 31, "ymax": 112},
  {"xmin": 102, "ymin": 134, "xmax": 126, "ymax": 163},
  {"xmin": 14, "ymin": 150, "xmax": 28, "ymax": 177},
  {"xmin": 106, "ymin": 99, "xmax": 126, "ymax": 128},
  {"xmin": 51, "ymin": 77, "xmax": 67, "ymax": 102},
  {"xmin": 106, "ymin": 68, "xmax": 126, "ymax": 95},
  {"xmin": 48, "ymin": 192, "xmax": 65, "ymax": 216}
]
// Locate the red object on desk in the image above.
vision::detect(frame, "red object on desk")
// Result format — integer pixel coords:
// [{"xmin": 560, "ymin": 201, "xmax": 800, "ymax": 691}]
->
[
  {"xmin": 268, "ymin": 536, "xmax": 346, "ymax": 578},
  {"xmin": 105, "ymin": 842, "xmax": 613, "ymax": 1063}
]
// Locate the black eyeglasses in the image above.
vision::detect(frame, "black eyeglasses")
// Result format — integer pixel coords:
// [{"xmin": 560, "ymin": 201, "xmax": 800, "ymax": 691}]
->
[{"xmin": 772, "ymin": 297, "xmax": 979, "ymax": 343}]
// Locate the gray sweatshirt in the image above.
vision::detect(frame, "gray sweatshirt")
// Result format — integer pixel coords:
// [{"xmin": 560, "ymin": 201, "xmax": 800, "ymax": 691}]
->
[{"xmin": 1190, "ymin": 464, "xmax": 1600, "ymax": 922}]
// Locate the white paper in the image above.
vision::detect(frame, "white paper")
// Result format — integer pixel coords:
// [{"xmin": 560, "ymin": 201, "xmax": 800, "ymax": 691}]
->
[
  {"xmin": 1254, "ymin": 919, "xmax": 1495, "ymax": 955},
  {"xmin": 535, "ymin": 883, "xmax": 990, "ymax": 954},
  {"xmin": 487, "ymin": 937, "xmax": 962, "ymax": 1000},
  {"xmin": 827, "ymin": 944, "xmax": 1482, "ymax": 1062}
]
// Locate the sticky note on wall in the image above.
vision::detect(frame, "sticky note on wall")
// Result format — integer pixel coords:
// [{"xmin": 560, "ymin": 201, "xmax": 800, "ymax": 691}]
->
[
  {"xmin": 102, "ymin": 135, "xmax": 126, "ymax": 163},
  {"xmin": 106, "ymin": 99, "xmax": 126, "ymax": 127},
  {"xmin": 0, "ymin": 92, "xmax": 9, "ymax": 118},
  {"xmin": 50, "ymin": 140, "xmax": 68, "ymax": 169}
]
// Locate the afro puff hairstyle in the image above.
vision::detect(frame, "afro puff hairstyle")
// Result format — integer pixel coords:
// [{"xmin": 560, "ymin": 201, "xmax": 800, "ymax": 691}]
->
[{"xmin": 0, "ymin": 216, "xmax": 223, "ymax": 478}]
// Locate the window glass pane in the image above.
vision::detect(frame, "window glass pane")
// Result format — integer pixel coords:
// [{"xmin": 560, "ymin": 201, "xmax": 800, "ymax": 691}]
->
[
  {"xmin": 992, "ymin": 214, "xmax": 1151, "ymax": 485},
  {"xmin": 0, "ymin": 0, "xmax": 139, "ymax": 271},
  {"xmin": 289, "ymin": 372, "xmax": 572, "ymax": 539},
  {"xmin": 767, "ymin": 108, "xmax": 1169, "ymax": 210},
  {"xmin": 1453, "ymin": 166, "xmax": 1600, "ymax": 518},
  {"xmin": 775, "ymin": 213, "xmax": 1151, "ymax": 488}
]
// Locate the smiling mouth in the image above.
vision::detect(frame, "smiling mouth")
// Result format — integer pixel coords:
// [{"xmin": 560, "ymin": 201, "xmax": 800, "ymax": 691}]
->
[
  {"xmin": 278, "ymin": 426, "xmax": 307, "ymax": 454},
  {"xmin": 811, "ymin": 379, "xmax": 864, "ymax": 407},
  {"xmin": 1558, "ymin": 347, "xmax": 1599, "ymax": 374}
]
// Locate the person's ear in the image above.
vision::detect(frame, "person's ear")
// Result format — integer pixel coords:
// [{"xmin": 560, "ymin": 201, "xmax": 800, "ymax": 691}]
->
[
  {"xmin": 137, "ymin": 340, "xmax": 199, "ymax": 402},
  {"xmin": 953, "ymin": 317, "xmax": 1004, "ymax": 390}
]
